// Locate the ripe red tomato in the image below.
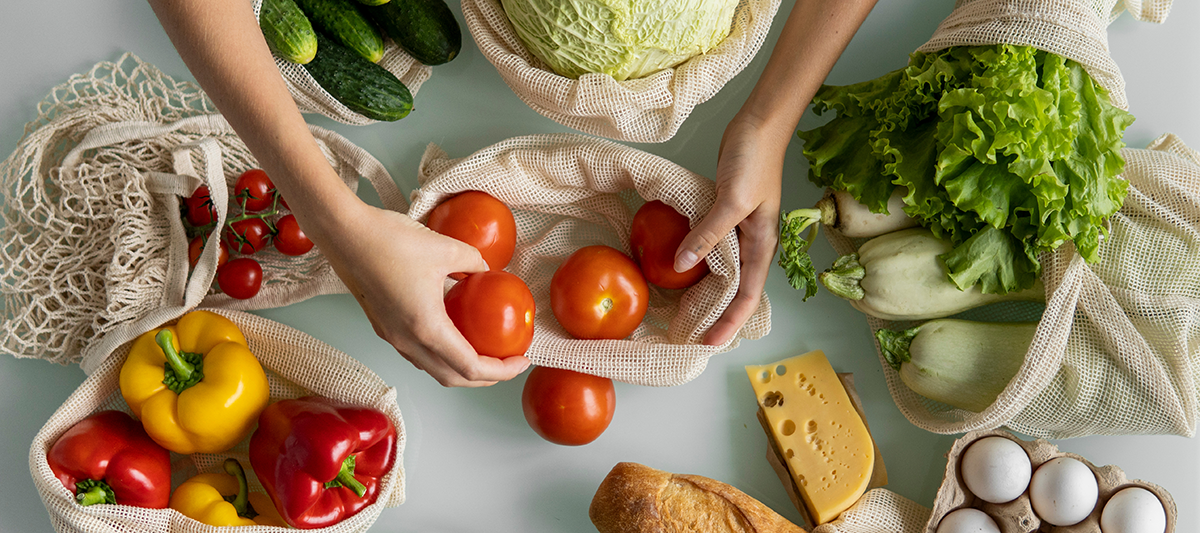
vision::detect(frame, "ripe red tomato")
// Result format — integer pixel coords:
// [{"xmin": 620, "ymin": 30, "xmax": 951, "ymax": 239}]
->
[
  {"xmin": 226, "ymin": 218, "xmax": 271, "ymax": 254},
  {"xmin": 233, "ymin": 169, "xmax": 276, "ymax": 212},
  {"xmin": 426, "ymin": 191, "xmax": 517, "ymax": 272},
  {"xmin": 217, "ymin": 258, "xmax": 262, "ymax": 299},
  {"xmin": 188, "ymin": 236, "xmax": 229, "ymax": 269},
  {"xmin": 550, "ymin": 245, "xmax": 649, "ymax": 340},
  {"xmin": 183, "ymin": 186, "xmax": 216, "ymax": 227},
  {"xmin": 630, "ymin": 200, "xmax": 709, "ymax": 289},
  {"xmin": 444, "ymin": 271, "xmax": 535, "ymax": 358},
  {"xmin": 273, "ymin": 214, "xmax": 314, "ymax": 256},
  {"xmin": 522, "ymin": 366, "xmax": 615, "ymax": 446}
]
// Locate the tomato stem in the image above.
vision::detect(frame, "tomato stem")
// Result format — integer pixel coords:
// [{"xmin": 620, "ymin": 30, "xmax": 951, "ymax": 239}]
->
[{"xmin": 601, "ymin": 297, "xmax": 614, "ymax": 312}]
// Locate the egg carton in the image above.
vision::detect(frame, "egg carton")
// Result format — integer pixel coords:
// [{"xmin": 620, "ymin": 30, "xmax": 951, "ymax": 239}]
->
[{"xmin": 925, "ymin": 429, "xmax": 1177, "ymax": 533}]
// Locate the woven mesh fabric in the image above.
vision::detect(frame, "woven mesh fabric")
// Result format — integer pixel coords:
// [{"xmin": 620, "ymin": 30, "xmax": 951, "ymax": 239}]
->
[
  {"xmin": 28, "ymin": 309, "xmax": 406, "ymax": 533},
  {"xmin": 408, "ymin": 134, "xmax": 772, "ymax": 386},
  {"xmin": 0, "ymin": 54, "xmax": 407, "ymax": 371},
  {"xmin": 826, "ymin": 134, "xmax": 1200, "ymax": 439},
  {"xmin": 810, "ymin": 489, "xmax": 932, "ymax": 533},
  {"xmin": 916, "ymin": 0, "xmax": 1173, "ymax": 111},
  {"xmin": 461, "ymin": 0, "xmax": 782, "ymax": 143},
  {"xmin": 250, "ymin": 0, "xmax": 432, "ymax": 126}
]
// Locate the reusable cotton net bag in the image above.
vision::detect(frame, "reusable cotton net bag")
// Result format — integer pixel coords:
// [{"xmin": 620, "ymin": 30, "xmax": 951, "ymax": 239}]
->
[
  {"xmin": 461, "ymin": 0, "xmax": 782, "ymax": 143},
  {"xmin": 29, "ymin": 309, "xmax": 407, "ymax": 533},
  {"xmin": 0, "ymin": 54, "xmax": 408, "ymax": 374},
  {"xmin": 251, "ymin": 0, "xmax": 432, "ymax": 125},
  {"xmin": 408, "ymin": 133, "xmax": 772, "ymax": 386}
]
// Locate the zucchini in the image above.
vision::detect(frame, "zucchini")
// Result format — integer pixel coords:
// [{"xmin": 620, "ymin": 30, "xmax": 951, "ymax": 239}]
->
[
  {"xmin": 877, "ymin": 319, "xmax": 1036, "ymax": 412},
  {"xmin": 363, "ymin": 0, "xmax": 462, "ymax": 65},
  {"xmin": 821, "ymin": 188, "xmax": 918, "ymax": 238},
  {"xmin": 305, "ymin": 32, "xmax": 412, "ymax": 121},
  {"xmin": 294, "ymin": 0, "xmax": 385, "ymax": 63},
  {"xmin": 259, "ymin": 0, "xmax": 318, "ymax": 64},
  {"xmin": 820, "ymin": 228, "xmax": 1045, "ymax": 321}
]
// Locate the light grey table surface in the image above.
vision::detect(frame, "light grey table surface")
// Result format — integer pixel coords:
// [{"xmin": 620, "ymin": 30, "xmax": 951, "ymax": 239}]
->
[{"xmin": 1, "ymin": 1, "xmax": 1197, "ymax": 532}]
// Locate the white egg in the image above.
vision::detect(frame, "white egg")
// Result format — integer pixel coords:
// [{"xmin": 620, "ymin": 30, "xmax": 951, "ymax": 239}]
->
[
  {"xmin": 1029, "ymin": 456, "xmax": 1099, "ymax": 526},
  {"xmin": 935, "ymin": 508, "xmax": 1002, "ymax": 533},
  {"xmin": 960, "ymin": 436, "xmax": 1032, "ymax": 504},
  {"xmin": 1101, "ymin": 487, "xmax": 1167, "ymax": 533}
]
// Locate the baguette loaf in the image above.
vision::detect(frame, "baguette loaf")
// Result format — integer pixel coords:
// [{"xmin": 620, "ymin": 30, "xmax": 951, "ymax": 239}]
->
[{"xmin": 589, "ymin": 462, "xmax": 808, "ymax": 533}]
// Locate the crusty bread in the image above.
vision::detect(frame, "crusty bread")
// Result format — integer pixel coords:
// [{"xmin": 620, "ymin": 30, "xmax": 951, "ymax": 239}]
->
[{"xmin": 589, "ymin": 462, "xmax": 808, "ymax": 533}]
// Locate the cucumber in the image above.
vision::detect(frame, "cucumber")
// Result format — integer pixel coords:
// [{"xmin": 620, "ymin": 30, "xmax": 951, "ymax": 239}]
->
[
  {"xmin": 305, "ymin": 32, "xmax": 412, "ymax": 121},
  {"xmin": 363, "ymin": 0, "xmax": 461, "ymax": 66},
  {"xmin": 259, "ymin": 0, "xmax": 318, "ymax": 64},
  {"xmin": 294, "ymin": 0, "xmax": 385, "ymax": 63}
]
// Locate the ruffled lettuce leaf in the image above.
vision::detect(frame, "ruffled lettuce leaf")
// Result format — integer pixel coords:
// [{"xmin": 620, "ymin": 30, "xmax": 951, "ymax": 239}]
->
[{"xmin": 795, "ymin": 44, "xmax": 1133, "ymax": 294}]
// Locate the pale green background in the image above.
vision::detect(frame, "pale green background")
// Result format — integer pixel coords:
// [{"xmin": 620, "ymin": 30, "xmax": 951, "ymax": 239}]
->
[{"xmin": 0, "ymin": 0, "xmax": 1197, "ymax": 531}]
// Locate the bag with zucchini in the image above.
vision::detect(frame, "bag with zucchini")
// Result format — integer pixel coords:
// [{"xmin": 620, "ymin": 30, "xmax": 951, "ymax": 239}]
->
[
  {"xmin": 253, "ymin": 0, "xmax": 462, "ymax": 125},
  {"xmin": 780, "ymin": 0, "xmax": 1196, "ymax": 439}
]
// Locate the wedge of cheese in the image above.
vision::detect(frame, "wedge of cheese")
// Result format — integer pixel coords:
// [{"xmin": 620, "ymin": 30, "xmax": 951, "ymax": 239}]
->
[{"xmin": 746, "ymin": 350, "xmax": 875, "ymax": 526}]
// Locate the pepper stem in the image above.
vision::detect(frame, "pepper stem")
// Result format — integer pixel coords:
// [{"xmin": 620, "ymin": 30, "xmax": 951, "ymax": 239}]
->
[
  {"xmin": 819, "ymin": 253, "xmax": 867, "ymax": 301},
  {"xmin": 74, "ymin": 479, "xmax": 116, "ymax": 506},
  {"xmin": 156, "ymin": 329, "xmax": 205, "ymax": 394},
  {"xmin": 324, "ymin": 455, "xmax": 367, "ymax": 498},
  {"xmin": 222, "ymin": 458, "xmax": 258, "ymax": 519}
]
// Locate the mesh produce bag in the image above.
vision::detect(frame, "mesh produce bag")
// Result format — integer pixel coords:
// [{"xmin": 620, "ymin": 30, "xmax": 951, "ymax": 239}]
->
[
  {"xmin": 29, "ymin": 309, "xmax": 406, "ymax": 533},
  {"xmin": 833, "ymin": 133, "xmax": 1200, "ymax": 438},
  {"xmin": 461, "ymin": 0, "xmax": 782, "ymax": 143},
  {"xmin": 251, "ymin": 0, "xmax": 432, "ymax": 125},
  {"xmin": 810, "ymin": 489, "xmax": 932, "ymax": 533},
  {"xmin": 408, "ymin": 133, "xmax": 772, "ymax": 386},
  {"xmin": 915, "ymin": 0, "xmax": 1173, "ymax": 111},
  {"xmin": 0, "ymin": 54, "xmax": 408, "ymax": 373}
]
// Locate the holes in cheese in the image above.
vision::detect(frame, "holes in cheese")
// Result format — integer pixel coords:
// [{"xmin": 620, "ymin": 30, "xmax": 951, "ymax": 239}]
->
[{"xmin": 746, "ymin": 350, "xmax": 876, "ymax": 526}]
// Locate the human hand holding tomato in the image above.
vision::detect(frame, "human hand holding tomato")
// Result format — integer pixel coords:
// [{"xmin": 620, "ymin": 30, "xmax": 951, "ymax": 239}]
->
[
  {"xmin": 631, "ymin": 200, "xmax": 709, "ymax": 289},
  {"xmin": 522, "ymin": 366, "xmax": 615, "ymax": 446},
  {"xmin": 445, "ymin": 271, "xmax": 535, "ymax": 359},
  {"xmin": 550, "ymin": 245, "xmax": 649, "ymax": 340},
  {"xmin": 426, "ymin": 191, "xmax": 517, "ymax": 275}
]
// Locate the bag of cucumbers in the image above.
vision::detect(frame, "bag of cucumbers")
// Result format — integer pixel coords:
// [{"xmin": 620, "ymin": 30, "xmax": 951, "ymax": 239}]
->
[{"xmin": 253, "ymin": 0, "xmax": 462, "ymax": 125}]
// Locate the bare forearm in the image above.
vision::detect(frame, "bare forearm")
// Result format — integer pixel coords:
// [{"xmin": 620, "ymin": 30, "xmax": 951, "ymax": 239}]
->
[
  {"xmin": 739, "ymin": 0, "xmax": 878, "ymax": 142},
  {"xmin": 148, "ymin": 0, "xmax": 361, "ymax": 240}
]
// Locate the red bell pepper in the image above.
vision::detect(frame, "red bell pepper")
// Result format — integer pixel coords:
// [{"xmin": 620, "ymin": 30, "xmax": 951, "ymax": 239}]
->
[
  {"xmin": 46, "ymin": 410, "xmax": 171, "ymax": 509},
  {"xmin": 249, "ymin": 397, "xmax": 396, "ymax": 529}
]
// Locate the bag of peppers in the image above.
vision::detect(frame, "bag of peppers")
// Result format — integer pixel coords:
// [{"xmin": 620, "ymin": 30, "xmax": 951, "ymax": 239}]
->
[{"xmin": 30, "ymin": 309, "xmax": 406, "ymax": 532}]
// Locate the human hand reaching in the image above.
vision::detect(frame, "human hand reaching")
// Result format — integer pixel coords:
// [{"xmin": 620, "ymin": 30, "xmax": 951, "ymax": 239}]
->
[
  {"xmin": 673, "ymin": 114, "xmax": 786, "ymax": 346},
  {"xmin": 314, "ymin": 202, "xmax": 531, "ymax": 387}
]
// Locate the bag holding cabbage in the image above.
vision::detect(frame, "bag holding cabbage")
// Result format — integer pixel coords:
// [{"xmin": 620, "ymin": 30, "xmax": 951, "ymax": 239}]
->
[
  {"xmin": 461, "ymin": 0, "xmax": 782, "ymax": 142},
  {"xmin": 778, "ymin": 0, "xmax": 1198, "ymax": 438}
]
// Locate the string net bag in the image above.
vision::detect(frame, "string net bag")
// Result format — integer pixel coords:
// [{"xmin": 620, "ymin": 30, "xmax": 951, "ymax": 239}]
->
[
  {"xmin": 461, "ymin": 0, "xmax": 782, "ymax": 143},
  {"xmin": 29, "ymin": 309, "xmax": 406, "ymax": 533},
  {"xmin": 810, "ymin": 489, "xmax": 932, "ymax": 533},
  {"xmin": 916, "ymin": 0, "xmax": 1173, "ymax": 111},
  {"xmin": 408, "ymin": 133, "xmax": 772, "ymax": 386},
  {"xmin": 824, "ymin": 132, "xmax": 1200, "ymax": 439},
  {"xmin": 0, "ymin": 54, "xmax": 408, "ymax": 374},
  {"xmin": 251, "ymin": 0, "xmax": 433, "ymax": 125}
]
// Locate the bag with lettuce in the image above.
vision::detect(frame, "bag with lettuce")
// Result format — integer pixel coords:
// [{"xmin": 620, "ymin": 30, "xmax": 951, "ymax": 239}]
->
[
  {"xmin": 461, "ymin": 0, "xmax": 781, "ymax": 143},
  {"xmin": 779, "ymin": 0, "xmax": 1198, "ymax": 439}
]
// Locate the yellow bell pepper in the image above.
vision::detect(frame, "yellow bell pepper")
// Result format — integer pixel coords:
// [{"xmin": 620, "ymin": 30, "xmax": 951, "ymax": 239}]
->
[
  {"xmin": 119, "ymin": 310, "xmax": 269, "ymax": 454},
  {"xmin": 171, "ymin": 459, "xmax": 286, "ymax": 527}
]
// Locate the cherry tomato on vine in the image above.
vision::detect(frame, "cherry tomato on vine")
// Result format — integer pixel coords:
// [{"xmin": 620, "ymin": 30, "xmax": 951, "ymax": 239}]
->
[
  {"xmin": 550, "ymin": 245, "xmax": 648, "ymax": 340},
  {"xmin": 630, "ymin": 200, "xmax": 709, "ymax": 289},
  {"xmin": 226, "ymin": 218, "xmax": 271, "ymax": 254},
  {"xmin": 217, "ymin": 257, "xmax": 262, "ymax": 300},
  {"xmin": 522, "ymin": 366, "xmax": 615, "ymax": 446},
  {"xmin": 426, "ymin": 191, "xmax": 517, "ymax": 273},
  {"xmin": 444, "ymin": 271, "xmax": 535, "ymax": 359},
  {"xmin": 273, "ymin": 214, "xmax": 313, "ymax": 256},
  {"xmin": 233, "ymin": 169, "xmax": 276, "ymax": 212},
  {"xmin": 187, "ymin": 236, "xmax": 229, "ymax": 269},
  {"xmin": 183, "ymin": 186, "xmax": 216, "ymax": 227}
]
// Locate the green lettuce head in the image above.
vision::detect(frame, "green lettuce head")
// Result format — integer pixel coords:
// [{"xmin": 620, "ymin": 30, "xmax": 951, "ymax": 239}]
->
[{"xmin": 501, "ymin": 0, "xmax": 740, "ymax": 81}]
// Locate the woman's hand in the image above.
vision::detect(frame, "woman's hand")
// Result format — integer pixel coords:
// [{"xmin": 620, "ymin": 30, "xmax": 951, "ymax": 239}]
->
[
  {"xmin": 313, "ymin": 201, "xmax": 531, "ymax": 387},
  {"xmin": 674, "ymin": 113, "xmax": 787, "ymax": 346}
]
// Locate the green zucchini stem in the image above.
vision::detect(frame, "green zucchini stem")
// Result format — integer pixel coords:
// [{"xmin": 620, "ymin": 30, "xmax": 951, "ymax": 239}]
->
[
  {"xmin": 819, "ymin": 253, "xmax": 866, "ymax": 301},
  {"xmin": 876, "ymin": 326, "xmax": 920, "ymax": 371}
]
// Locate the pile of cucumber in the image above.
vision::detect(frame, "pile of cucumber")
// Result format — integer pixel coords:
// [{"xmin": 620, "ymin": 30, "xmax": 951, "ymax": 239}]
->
[{"xmin": 259, "ymin": 0, "xmax": 462, "ymax": 121}]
